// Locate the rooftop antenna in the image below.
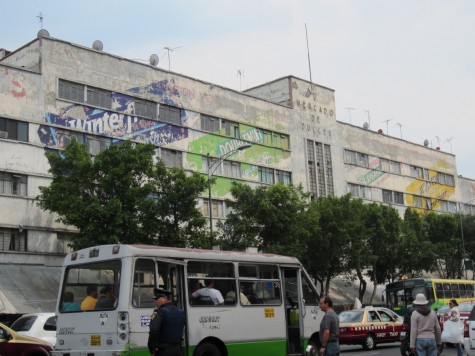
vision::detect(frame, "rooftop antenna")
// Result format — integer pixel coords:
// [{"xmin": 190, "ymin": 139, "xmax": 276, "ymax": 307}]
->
[
  {"xmin": 382, "ymin": 119, "xmax": 393, "ymax": 135},
  {"xmin": 344, "ymin": 107, "xmax": 355, "ymax": 124},
  {"xmin": 396, "ymin": 123, "xmax": 403, "ymax": 139},
  {"xmin": 444, "ymin": 137, "xmax": 454, "ymax": 153},
  {"xmin": 237, "ymin": 69, "xmax": 244, "ymax": 91},
  {"xmin": 364, "ymin": 109, "xmax": 371, "ymax": 128},
  {"xmin": 37, "ymin": 12, "xmax": 44, "ymax": 29},
  {"xmin": 163, "ymin": 46, "xmax": 183, "ymax": 71},
  {"xmin": 305, "ymin": 23, "xmax": 313, "ymax": 83}
]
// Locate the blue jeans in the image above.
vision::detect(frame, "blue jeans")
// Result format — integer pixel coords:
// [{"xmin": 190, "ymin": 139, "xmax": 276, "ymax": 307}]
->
[
  {"xmin": 324, "ymin": 341, "xmax": 340, "ymax": 356},
  {"xmin": 455, "ymin": 342, "xmax": 463, "ymax": 356},
  {"xmin": 415, "ymin": 338, "xmax": 438, "ymax": 356}
]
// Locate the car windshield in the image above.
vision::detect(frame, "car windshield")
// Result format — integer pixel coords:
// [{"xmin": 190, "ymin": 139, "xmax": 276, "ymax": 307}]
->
[
  {"xmin": 339, "ymin": 311, "xmax": 364, "ymax": 323},
  {"xmin": 10, "ymin": 315, "xmax": 37, "ymax": 332}
]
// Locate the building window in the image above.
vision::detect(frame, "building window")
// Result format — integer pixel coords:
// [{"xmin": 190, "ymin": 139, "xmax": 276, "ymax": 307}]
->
[
  {"xmin": 380, "ymin": 159, "xmax": 390, "ymax": 172},
  {"xmin": 223, "ymin": 161, "xmax": 241, "ymax": 179},
  {"xmin": 58, "ymin": 79, "xmax": 85, "ymax": 103},
  {"xmin": 260, "ymin": 130, "xmax": 272, "ymax": 146},
  {"xmin": 273, "ymin": 133, "xmax": 290, "ymax": 150},
  {"xmin": 437, "ymin": 172, "xmax": 454, "ymax": 186},
  {"xmin": 86, "ymin": 86, "xmax": 112, "ymax": 109},
  {"xmin": 348, "ymin": 183, "xmax": 371, "ymax": 199},
  {"xmin": 135, "ymin": 99, "xmax": 157, "ymax": 119},
  {"xmin": 413, "ymin": 195, "xmax": 422, "ymax": 208},
  {"xmin": 221, "ymin": 119, "xmax": 240, "ymax": 138},
  {"xmin": 0, "ymin": 172, "xmax": 27, "ymax": 196},
  {"xmin": 161, "ymin": 149, "xmax": 182, "ymax": 168},
  {"xmin": 160, "ymin": 105, "xmax": 181, "ymax": 125},
  {"xmin": 0, "ymin": 117, "xmax": 28, "ymax": 142},
  {"xmin": 56, "ymin": 129, "xmax": 85, "ymax": 149},
  {"xmin": 394, "ymin": 192, "xmax": 404, "ymax": 204},
  {"xmin": 201, "ymin": 115, "xmax": 220, "ymax": 133},
  {"xmin": 410, "ymin": 165, "xmax": 423, "ymax": 179},
  {"xmin": 356, "ymin": 153, "xmax": 369, "ymax": 167},
  {"xmin": 0, "ymin": 228, "xmax": 27, "ymax": 251},
  {"xmin": 87, "ymin": 136, "xmax": 111, "ymax": 156},
  {"xmin": 423, "ymin": 168, "xmax": 429, "ymax": 181},
  {"xmin": 202, "ymin": 199, "xmax": 224, "ymax": 218},
  {"xmin": 344, "ymin": 150, "xmax": 357, "ymax": 165},
  {"xmin": 258, "ymin": 167, "xmax": 274, "ymax": 184},
  {"xmin": 276, "ymin": 170, "xmax": 291, "ymax": 186},
  {"xmin": 382, "ymin": 189, "xmax": 393, "ymax": 203},
  {"xmin": 390, "ymin": 161, "xmax": 401, "ymax": 174},
  {"xmin": 446, "ymin": 175, "xmax": 455, "ymax": 186}
]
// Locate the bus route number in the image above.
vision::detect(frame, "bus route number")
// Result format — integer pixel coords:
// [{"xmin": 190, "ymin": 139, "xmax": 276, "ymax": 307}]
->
[
  {"xmin": 265, "ymin": 308, "xmax": 275, "ymax": 318},
  {"xmin": 91, "ymin": 335, "xmax": 101, "ymax": 346}
]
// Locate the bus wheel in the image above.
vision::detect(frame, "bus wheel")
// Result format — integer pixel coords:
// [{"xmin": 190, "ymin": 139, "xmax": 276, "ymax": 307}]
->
[
  {"xmin": 362, "ymin": 334, "xmax": 376, "ymax": 350},
  {"xmin": 194, "ymin": 343, "xmax": 221, "ymax": 356}
]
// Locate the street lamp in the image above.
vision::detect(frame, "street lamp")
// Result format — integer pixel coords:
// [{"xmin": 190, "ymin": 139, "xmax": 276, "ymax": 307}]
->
[
  {"xmin": 459, "ymin": 198, "xmax": 475, "ymax": 277},
  {"xmin": 207, "ymin": 142, "xmax": 252, "ymax": 243}
]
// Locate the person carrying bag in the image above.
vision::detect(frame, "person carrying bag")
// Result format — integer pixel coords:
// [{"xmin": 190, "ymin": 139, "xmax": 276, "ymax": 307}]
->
[{"xmin": 441, "ymin": 299, "xmax": 464, "ymax": 356}]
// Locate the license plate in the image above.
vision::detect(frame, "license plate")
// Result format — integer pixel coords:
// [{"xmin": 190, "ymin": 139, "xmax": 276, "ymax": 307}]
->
[{"xmin": 400, "ymin": 331, "xmax": 406, "ymax": 336}]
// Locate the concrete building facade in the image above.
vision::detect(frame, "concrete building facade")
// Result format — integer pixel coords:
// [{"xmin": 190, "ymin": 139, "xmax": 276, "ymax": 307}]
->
[{"xmin": 0, "ymin": 34, "xmax": 473, "ymax": 314}]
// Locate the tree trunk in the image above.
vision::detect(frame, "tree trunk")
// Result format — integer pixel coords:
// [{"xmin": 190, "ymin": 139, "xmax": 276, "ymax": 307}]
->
[
  {"xmin": 356, "ymin": 269, "xmax": 367, "ymax": 302},
  {"xmin": 369, "ymin": 278, "xmax": 378, "ymax": 305}
]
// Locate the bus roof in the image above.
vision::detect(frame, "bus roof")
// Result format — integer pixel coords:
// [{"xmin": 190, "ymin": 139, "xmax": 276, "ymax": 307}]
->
[
  {"xmin": 64, "ymin": 244, "xmax": 302, "ymax": 266},
  {"xmin": 387, "ymin": 278, "xmax": 475, "ymax": 287}
]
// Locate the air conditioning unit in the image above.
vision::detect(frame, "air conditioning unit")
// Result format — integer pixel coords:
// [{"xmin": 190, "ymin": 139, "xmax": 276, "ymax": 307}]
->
[{"xmin": 0, "ymin": 131, "xmax": 8, "ymax": 139}]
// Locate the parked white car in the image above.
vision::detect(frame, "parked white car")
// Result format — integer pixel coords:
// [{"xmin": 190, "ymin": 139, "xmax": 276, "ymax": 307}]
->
[{"xmin": 10, "ymin": 312, "xmax": 56, "ymax": 346}]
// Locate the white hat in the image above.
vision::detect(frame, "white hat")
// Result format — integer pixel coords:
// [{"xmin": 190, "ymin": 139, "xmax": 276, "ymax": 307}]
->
[{"xmin": 413, "ymin": 293, "xmax": 429, "ymax": 305}]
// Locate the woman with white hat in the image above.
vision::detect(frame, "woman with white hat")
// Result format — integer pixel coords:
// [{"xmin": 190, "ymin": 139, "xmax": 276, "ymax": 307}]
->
[{"xmin": 409, "ymin": 293, "xmax": 442, "ymax": 356}]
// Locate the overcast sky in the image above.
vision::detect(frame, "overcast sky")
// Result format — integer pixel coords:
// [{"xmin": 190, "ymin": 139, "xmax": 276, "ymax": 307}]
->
[{"xmin": 2, "ymin": 0, "xmax": 474, "ymax": 182}]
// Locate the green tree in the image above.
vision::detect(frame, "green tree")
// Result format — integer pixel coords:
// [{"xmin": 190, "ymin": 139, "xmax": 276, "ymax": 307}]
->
[
  {"xmin": 218, "ymin": 182, "xmax": 309, "ymax": 256},
  {"xmin": 304, "ymin": 194, "xmax": 366, "ymax": 297},
  {"xmin": 37, "ymin": 141, "xmax": 207, "ymax": 249},
  {"xmin": 364, "ymin": 203, "xmax": 401, "ymax": 304}
]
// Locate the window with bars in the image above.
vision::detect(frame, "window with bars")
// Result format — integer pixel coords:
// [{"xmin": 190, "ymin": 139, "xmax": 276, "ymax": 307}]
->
[
  {"xmin": 223, "ymin": 161, "xmax": 241, "ymax": 179},
  {"xmin": 276, "ymin": 170, "xmax": 291, "ymax": 186},
  {"xmin": 201, "ymin": 115, "xmax": 220, "ymax": 132},
  {"xmin": 158, "ymin": 105, "xmax": 180, "ymax": 125},
  {"xmin": 58, "ymin": 79, "xmax": 85, "ymax": 103},
  {"xmin": 394, "ymin": 192, "xmax": 404, "ymax": 204},
  {"xmin": 87, "ymin": 86, "xmax": 112, "ymax": 109},
  {"xmin": 316, "ymin": 143, "xmax": 326, "ymax": 197},
  {"xmin": 56, "ymin": 129, "xmax": 85, "ymax": 149},
  {"xmin": 0, "ymin": 228, "xmax": 27, "ymax": 251},
  {"xmin": 135, "ymin": 99, "xmax": 157, "ymax": 119},
  {"xmin": 410, "ymin": 165, "xmax": 423, "ymax": 179},
  {"xmin": 202, "ymin": 199, "xmax": 224, "ymax": 218},
  {"xmin": 344, "ymin": 150, "xmax": 357, "ymax": 165},
  {"xmin": 87, "ymin": 136, "xmax": 111, "ymax": 156},
  {"xmin": 348, "ymin": 183, "xmax": 371, "ymax": 199},
  {"xmin": 0, "ymin": 171, "xmax": 27, "ymax": 196},
  {"xmin": 324, "ymin": 144, "xmax": 334, "ymax": 196},
  {"xmin": 221, "ymin": 119, "xmax": 240, "ymax": 138},
  {"xmin": 258, "ymin": 167, "xmax": 274, "ymax": 184},
  {"xmin": 0, "ymin": 117, "xmax": 28, "ymax": 142},
  {"xmin": 161, "ymin": 149, "xmax": 182, "ymax": 168},
  {"xmin": 356, "ymin": 153, "xmax": 369, "ymax": 167},
  {"xmin": 382, "ymin": 189, "xmax": 393, "ymax": 203}
]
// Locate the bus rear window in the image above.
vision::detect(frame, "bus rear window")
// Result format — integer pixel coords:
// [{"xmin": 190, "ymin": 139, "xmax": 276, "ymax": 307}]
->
[{"xmin": 59, "ymin": 260, "xmax": 121, "ymax": 313}]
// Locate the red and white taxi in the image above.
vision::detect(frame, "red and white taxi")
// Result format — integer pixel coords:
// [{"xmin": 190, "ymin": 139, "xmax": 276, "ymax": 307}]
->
[{"xmin": 338, "ymin": 306, "xmax": 404, "ymax": 350}]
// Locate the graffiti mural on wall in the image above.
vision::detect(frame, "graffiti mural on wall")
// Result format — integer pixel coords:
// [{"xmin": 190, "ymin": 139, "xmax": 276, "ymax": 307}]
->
[{"xmin": 1, "ymin": 68, "xmax": 27, "ymax": 98}]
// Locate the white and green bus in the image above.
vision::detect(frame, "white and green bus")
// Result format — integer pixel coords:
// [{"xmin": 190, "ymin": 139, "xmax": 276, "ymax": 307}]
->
[{"xmin": 51, "ymin": 244, "xmax": 323, "ymax": 356}]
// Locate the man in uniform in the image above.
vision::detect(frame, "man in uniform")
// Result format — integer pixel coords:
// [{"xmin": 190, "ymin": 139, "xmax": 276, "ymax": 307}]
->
[{"xmin": 148, "ymin": 288, "xmax": 185, "ymax": 356}]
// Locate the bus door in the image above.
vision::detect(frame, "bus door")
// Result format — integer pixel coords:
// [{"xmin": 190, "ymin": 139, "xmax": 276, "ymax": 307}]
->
[
  {"xmin": 131, "ymin": 257, "xmax": 186, "ymax": 352},
  {"xmin": 282, "ymin": 268, "xmax": 322, "ymax": 354}
]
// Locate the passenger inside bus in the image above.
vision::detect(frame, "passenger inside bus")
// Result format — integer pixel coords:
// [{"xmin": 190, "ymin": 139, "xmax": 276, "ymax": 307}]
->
[
  {"xmin": 62, "ymin": 291, "xmax": 80, "ymax": 312},
  {"xmin": 95, "ymin": 285, "xmax": 116, "ymax": 309},
  {"xmin": 81, "ymin": 285, "xmax": 98, "ymax": 310},
  {"xmin": 225, "ymin": 285, "xmax": 250, "ymax": 305},
  {"xmin": 191, "ymin": 279, "xmax": 224, "ymax": 305}
]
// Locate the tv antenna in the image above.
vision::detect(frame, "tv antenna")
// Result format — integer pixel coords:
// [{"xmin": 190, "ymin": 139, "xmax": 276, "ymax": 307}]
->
[
  {"xmin": 344, "ymin": 107, "xmax": 355, "ymax": 124},
  {"xmin": 37, "ymin": 12, "xmax": 45, "ymax": 29},
  {"xmin": 444, "ymin": 137, "xmax": 454, "ymax": 153},
  {"xmin": 396, "ymin": 122, "xmax": 403, "ymax": 139},
  {"xmin": 305, "ymin": 23, "xmax": 313, "ymax": 83},
  {"xmin": 364, "ymin": 110, "xmax": 371, "ymax": 128},
  {"xmin": 163, "ymin": 46, "xmax": 183, "ymax": 71},
  {"xmin": 237, "ymin": 69, "xmax": 244, "ymax": 91},
  {"xmin": 382, "ymin": 119, "xmax": 393, "ymax": 135}
]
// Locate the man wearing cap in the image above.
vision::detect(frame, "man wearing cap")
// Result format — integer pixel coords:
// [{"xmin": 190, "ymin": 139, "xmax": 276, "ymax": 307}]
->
[
  {"xmin": 148, "ymin": 288, "xmax": 185, "ymax": 356},
  {"xmin": 410, "ymin": 293, "xmax": 441, "ymax": 356}
]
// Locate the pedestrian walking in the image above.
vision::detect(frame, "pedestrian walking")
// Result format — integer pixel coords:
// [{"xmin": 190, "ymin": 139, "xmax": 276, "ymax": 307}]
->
[
  {"xmin": 319, "ymin": 296, "xmax": 340, "ymax": 356},
  {"xmin": 410, "ymin": 293, "xmax": 442, "ymax": 356}
]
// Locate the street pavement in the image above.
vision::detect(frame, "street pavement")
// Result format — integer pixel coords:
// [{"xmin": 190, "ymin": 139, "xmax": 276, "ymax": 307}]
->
[{"xmin": 341, "ymin": 342, "xmax": 462, "ymax": 355}]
